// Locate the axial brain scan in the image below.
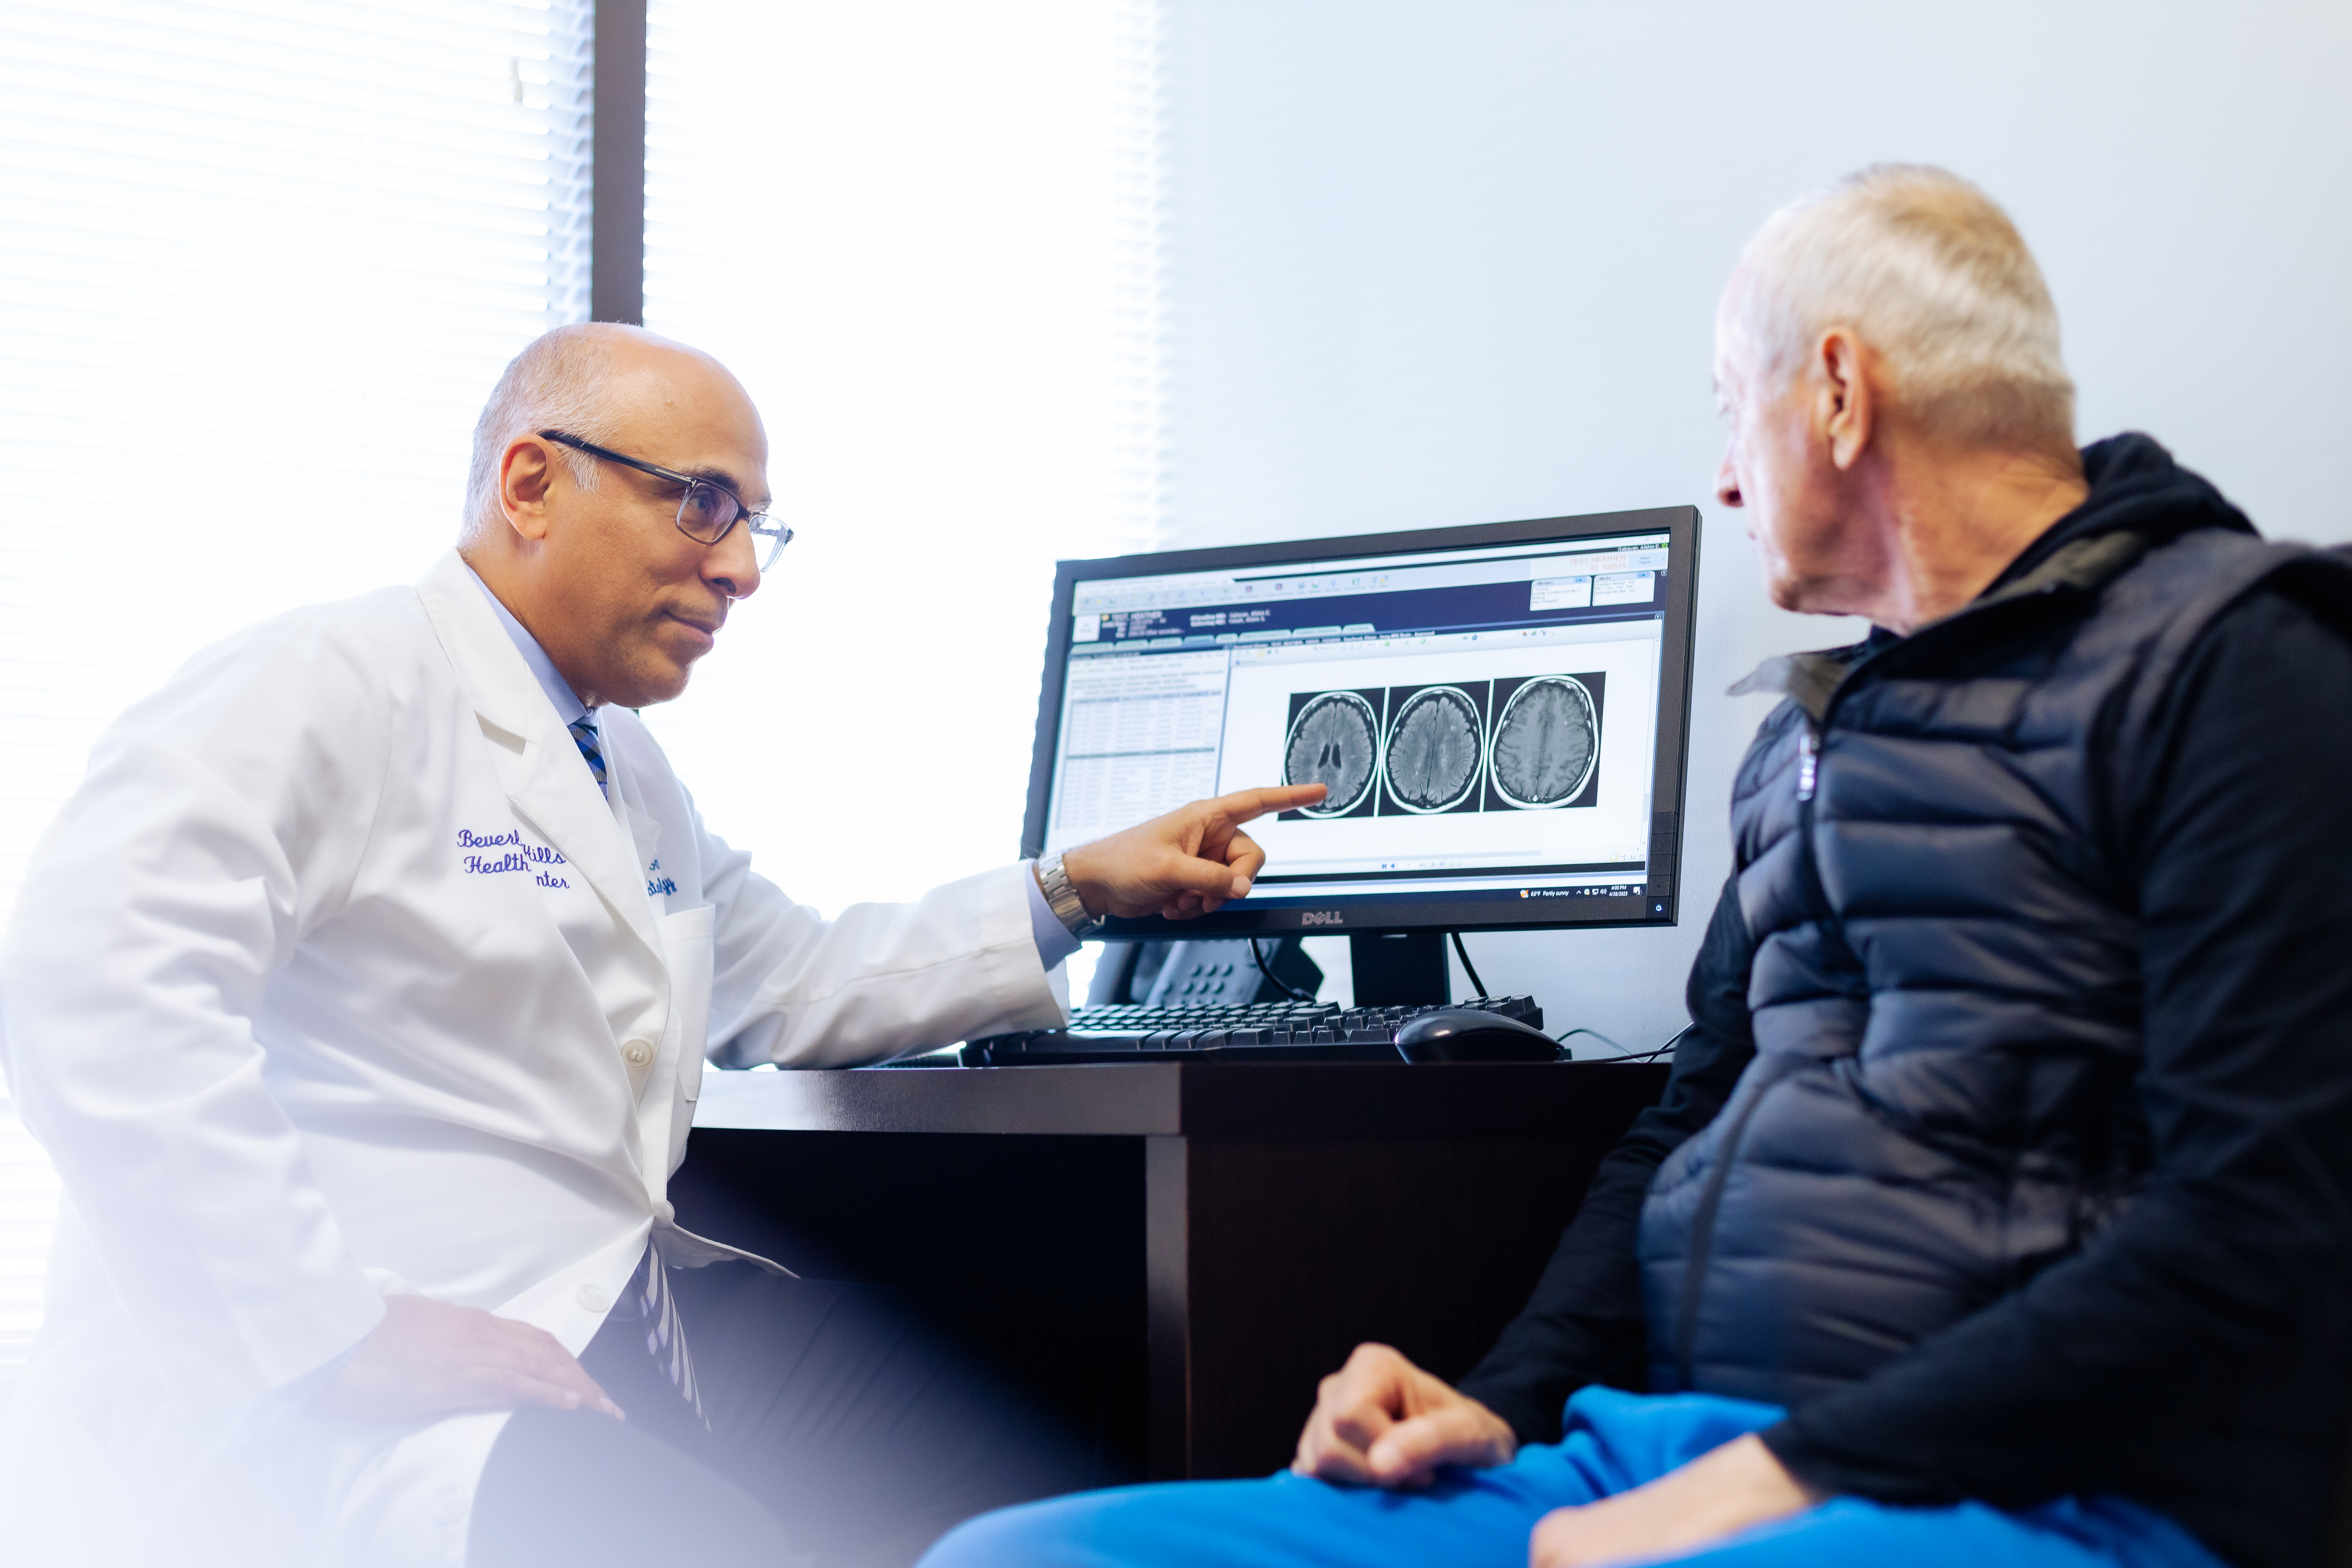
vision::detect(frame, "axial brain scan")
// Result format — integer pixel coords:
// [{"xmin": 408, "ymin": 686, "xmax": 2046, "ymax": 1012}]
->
[
  {"xmin": 1284, "ymin": 691, "xmax": 1380, "ymax": 816},
  {"xmin": 1384, "ymin": 686, "xmax": 1484, "ymax": 812},
  {"xmin": 1490, "ymin": 675, "xmax": 1598, "ymax": 808}
]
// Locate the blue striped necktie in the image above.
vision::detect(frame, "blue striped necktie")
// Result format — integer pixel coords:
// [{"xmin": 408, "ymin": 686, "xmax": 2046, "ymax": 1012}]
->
[
  {"xmin": 568, "ymin": 713, "xmax": 608, "ymax": 798},
  {"xmin": 618, "ymin": 1247, "xmax": 706, "ymax": 1428},
  {"xmin": 571, "ymin": 719, "xmax": 697, "ymax": 1416},
  {"xmin": 567, "ymin": 716, "xmax": 691, "ymax": 1413},
  {"xmin": 565, "ymin": 719, "xmax": 694, "ymax": 1414}
]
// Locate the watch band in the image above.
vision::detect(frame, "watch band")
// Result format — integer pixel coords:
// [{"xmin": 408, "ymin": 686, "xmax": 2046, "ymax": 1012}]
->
[{"xmin": 1036, "ymin": 852, "xmax": 1106, "ymax": 937}]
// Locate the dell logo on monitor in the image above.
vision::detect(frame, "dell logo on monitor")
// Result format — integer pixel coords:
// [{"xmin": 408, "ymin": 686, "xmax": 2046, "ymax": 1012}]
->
[{"xmin": 1300, "ymin": 910, "xmax": 1346, "ymax": 927}]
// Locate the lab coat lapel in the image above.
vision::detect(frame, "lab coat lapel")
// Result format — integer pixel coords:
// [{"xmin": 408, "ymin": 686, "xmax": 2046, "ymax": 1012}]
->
[
  {"xmin": 612, "ymin": 743, "xmax": 663, "ymax": 898},
  {"xmin": 414, "ymin": 551, "xmax": 664, "ymax": 964}
]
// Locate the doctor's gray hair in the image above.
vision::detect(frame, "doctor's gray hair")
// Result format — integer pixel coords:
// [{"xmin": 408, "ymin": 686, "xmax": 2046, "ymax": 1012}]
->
[
  {"xmin": 1723, "ymin": 165, "xmax": 2075, "ymax": 454},
  {"xmin": 461, "ymin": 324, "xmax": 635, "ymax": 545}
]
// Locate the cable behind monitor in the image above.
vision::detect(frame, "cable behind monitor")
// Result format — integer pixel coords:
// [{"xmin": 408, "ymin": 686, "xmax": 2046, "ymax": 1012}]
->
[{"xmin": 1249, "ymin": 937, "xmax": 1321, "ymax": 1003}]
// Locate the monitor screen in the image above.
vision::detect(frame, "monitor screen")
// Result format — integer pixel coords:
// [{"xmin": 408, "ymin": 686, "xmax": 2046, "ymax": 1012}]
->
[{"xmin": 1021, "ymin": 506, "xmax": 1699, "ymax": 938}]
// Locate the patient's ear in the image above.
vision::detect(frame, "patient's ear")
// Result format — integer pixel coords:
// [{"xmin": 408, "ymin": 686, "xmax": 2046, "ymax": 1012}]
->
[{"xmin": 1814, "ymin": 329, "xmax": 1875, "ymax": 472}]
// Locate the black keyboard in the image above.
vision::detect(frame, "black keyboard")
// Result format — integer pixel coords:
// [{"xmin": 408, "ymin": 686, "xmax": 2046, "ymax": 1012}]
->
[{"xmin": 962, "ymin": 995, "xmax": 1546, "ymax": 1065}]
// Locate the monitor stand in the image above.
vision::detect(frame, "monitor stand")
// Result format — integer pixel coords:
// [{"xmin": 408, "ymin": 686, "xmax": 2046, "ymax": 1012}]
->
[{"xmin": 1350, "ymin": 931, "xmax": 1452, "ymax": 1009}]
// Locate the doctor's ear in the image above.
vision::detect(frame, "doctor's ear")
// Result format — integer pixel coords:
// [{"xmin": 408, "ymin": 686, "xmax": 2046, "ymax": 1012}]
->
[{"xmin": 498, "ymin": 436, "xmax": 560, "ymax": 542}]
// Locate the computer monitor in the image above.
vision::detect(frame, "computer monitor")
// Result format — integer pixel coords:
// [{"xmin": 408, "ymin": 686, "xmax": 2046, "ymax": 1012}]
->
[{"xmin": 1020, "ymin": 505, "xmax": 1700, "ymax": 1004}]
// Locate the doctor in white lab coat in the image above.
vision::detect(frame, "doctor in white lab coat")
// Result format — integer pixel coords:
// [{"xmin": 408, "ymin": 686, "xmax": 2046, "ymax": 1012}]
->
[{"xmin": 0, "ymin": 324, "xmax": 1321, "ymax": 1568}]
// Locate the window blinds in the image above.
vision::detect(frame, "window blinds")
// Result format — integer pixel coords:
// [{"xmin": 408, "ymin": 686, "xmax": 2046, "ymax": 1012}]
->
[
  {"xmin": 639, "ymin": 0, "xmax": 1162, "ymax": 919},
  {"xmin": 0, "ymin": 0, "xmax": 593, "ymax": 1389}
]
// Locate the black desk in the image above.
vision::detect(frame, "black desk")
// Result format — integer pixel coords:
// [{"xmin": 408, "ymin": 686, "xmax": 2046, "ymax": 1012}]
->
[{"xmin": 679, "ymin": 1060, "xmax": 1666, "ymax": 1481}]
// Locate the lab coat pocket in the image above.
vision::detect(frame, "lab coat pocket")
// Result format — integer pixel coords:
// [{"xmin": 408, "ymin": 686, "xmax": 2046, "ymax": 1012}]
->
[{"xmin": 657, "ymin": 904, "xmax": 715, "ymax": 1104}]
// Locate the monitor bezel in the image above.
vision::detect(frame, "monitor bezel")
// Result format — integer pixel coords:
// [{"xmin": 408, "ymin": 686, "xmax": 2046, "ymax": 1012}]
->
[{"xmin": 1020, "ymin": 504, "xmax": 1703, "ymax": 939}]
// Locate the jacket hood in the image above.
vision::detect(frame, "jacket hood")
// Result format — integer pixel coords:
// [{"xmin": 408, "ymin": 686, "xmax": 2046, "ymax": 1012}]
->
[{"xmin": 1992, "ymin": 433, "xmax": 2257, "ymax": 591}]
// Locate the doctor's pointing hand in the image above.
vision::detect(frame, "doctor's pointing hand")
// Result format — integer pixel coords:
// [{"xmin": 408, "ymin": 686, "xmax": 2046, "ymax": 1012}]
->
[{"xmin": 1058, "ymin": 782, "xmax": 1329, "ymax": 923}]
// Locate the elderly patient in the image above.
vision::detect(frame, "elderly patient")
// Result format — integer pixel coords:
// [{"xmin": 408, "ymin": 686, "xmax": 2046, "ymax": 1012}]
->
[{"xmin": 922, "ymin": 165, "xmax": 2352, "ymax": 1568}]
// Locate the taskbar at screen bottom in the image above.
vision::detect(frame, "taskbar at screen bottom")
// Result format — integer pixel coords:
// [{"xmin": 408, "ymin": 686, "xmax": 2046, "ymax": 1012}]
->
[{"xmin": 1096, "ymin": 882, "xmax": 1675, "ymax": 937}]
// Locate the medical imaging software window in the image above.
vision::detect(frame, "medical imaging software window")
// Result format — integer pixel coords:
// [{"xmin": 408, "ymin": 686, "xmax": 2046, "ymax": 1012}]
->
[{"xmin": 1041, "ymin": 532, "xmax": 1673, "ymax": 913}]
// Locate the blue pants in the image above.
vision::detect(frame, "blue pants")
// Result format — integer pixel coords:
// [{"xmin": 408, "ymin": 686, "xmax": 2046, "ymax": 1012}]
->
[{"xmin": 919, "ymin": 1388, "xmax": 2226, "ymax": 1568}]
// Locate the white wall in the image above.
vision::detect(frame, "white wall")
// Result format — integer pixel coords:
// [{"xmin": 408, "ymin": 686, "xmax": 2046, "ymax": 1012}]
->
[{"xmin": 1155, "ymin": 0, "xmax": 2352, "ymax": 1050}]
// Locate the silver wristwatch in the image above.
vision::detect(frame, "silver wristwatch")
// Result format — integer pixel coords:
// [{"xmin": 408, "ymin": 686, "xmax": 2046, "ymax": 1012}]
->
[{"xmin": 1036, "ymin": 852, "xmax": 1106, "ymax": 937}]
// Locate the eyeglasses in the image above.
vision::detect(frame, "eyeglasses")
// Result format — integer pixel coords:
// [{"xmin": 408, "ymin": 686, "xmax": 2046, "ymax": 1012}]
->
[{"xmin": 538, "ymin": 429, "xmax": 794, "ymax": 571}]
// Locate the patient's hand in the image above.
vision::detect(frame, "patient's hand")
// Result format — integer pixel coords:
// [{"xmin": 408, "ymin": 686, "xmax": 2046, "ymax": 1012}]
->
[
  {"xmin": 1527, "ymin": 1434, "xmax": 1822, "ymax": 1567},
  {"xmin": 318, "ymin": 1293, "xmax": 625, "ymax": 1423},
  {"xmin": 1292, "ymin": 1342, "xmax": 1517, "ymax": 1487}
]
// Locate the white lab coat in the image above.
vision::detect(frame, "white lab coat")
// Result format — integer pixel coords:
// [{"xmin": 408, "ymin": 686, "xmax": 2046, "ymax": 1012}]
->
[{"xmin": 0, "ymin": 549, "xmax": 1065, "ymax": 1567}]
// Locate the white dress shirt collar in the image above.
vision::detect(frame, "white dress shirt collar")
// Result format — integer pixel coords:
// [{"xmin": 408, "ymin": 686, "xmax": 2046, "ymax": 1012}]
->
[{"xmin": 461, "ymin": 561, "xmax": 591, "ymax": 728}]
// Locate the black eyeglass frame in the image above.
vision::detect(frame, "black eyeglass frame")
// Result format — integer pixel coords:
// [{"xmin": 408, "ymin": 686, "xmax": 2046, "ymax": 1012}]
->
[{"xmin": 537, "ymin": 429, "xmax": 793, "ymax": 568}]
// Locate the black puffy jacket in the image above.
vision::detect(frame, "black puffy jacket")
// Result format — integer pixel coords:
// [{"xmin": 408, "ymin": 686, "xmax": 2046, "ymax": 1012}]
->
[
  {"xmin": 1458, "ymin": 436, "xmax": 2352, "ymax": 1568},
  {"xmin": 1637, "ymin": 456, "xmax": 2352, "ymax": 1410}
]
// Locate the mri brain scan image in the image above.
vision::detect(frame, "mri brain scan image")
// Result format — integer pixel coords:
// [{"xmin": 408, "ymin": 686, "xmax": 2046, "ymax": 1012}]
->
[
  {"xmin": 1284, "ymin": 691, "xmax": 1381, "ymax": 816},
  {"xmin": 1490, "ymin": 675, "xmax": 1598, "ymax": 808},
  {"xmin": 1384, "ymin": 686, "xmax": 1484, "ymax": 812}
]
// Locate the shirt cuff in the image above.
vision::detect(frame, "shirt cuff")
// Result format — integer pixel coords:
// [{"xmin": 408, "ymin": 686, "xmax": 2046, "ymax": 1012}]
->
[{"xmin": 1023, "ymin": 859, "xmax": 1085, "ymax": 970}]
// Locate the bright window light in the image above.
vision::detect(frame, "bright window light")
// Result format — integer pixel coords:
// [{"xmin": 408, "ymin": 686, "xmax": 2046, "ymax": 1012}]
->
[
  {"xmin": 640, "ymin": 0, "xmax": 1163, "ymax": 916},
  {"xmin": 0, "ymin": 0, "xmax": 594, "ymax": 1390}
]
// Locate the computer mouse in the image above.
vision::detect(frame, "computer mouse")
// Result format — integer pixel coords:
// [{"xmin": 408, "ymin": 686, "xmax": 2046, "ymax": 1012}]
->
[{"xmin": 1392, "ymin": 1009, "xmax": 1564, "ymax": 1064}]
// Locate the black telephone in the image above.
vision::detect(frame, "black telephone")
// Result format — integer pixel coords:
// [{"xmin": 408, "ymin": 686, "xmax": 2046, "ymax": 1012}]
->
[{"xmin": 1084, "ymin": 936, "xmax": 1324, "ymax": 1009}]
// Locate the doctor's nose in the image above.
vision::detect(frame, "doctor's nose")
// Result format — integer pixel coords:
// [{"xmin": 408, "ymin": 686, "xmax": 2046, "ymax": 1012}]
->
[{"xmin": 705, "ymin": 519, "xmax": 762, "ymax": 601}]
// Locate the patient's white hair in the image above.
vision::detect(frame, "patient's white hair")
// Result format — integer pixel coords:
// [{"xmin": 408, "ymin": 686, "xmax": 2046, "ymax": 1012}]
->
[
  {"xmin": 461, "ymin": 323, "xmax": 641, "ymax": 544},
  {"xmin": 1724, "ymin": 164, "xmax": 2075, "ymax": 453}
]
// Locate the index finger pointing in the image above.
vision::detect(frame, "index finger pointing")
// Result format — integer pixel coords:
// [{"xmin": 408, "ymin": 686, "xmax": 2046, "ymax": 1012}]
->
[{"xmin": 1212, "ymin": 784, "xmax": 1326, "ymax": 825}]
